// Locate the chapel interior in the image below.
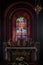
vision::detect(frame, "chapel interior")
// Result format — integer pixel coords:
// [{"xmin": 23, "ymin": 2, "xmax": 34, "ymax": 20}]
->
[{"xmin": 1, "ymin": 0, "xmax": 42, "ymax": 65}]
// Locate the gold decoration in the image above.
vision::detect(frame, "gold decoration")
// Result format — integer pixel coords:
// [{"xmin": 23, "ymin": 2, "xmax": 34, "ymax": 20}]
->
[{"xmin": 35, "ymin": 5, "xmax": 42, "ymax": 14}]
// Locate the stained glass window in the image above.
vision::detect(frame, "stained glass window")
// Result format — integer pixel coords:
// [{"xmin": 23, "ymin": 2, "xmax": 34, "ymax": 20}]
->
[{"xmin": 16, "ymin": 17, "xmax": 27, "ymax": 39}]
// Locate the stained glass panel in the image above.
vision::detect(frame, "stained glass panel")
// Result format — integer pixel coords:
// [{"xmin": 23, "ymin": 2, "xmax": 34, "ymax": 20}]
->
[{"xmin": 16, "ymin": 17, "xmax": 27, "ymax": 39}]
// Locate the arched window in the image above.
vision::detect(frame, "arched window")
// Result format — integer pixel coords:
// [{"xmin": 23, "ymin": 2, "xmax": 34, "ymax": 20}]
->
[
  {"xmin": 12, "ymin": 12, "xmax": 30, "ymax": 42},
  {"xmin": 16, "ymin": 17, "xmax": 27, "ymax": 39}
]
